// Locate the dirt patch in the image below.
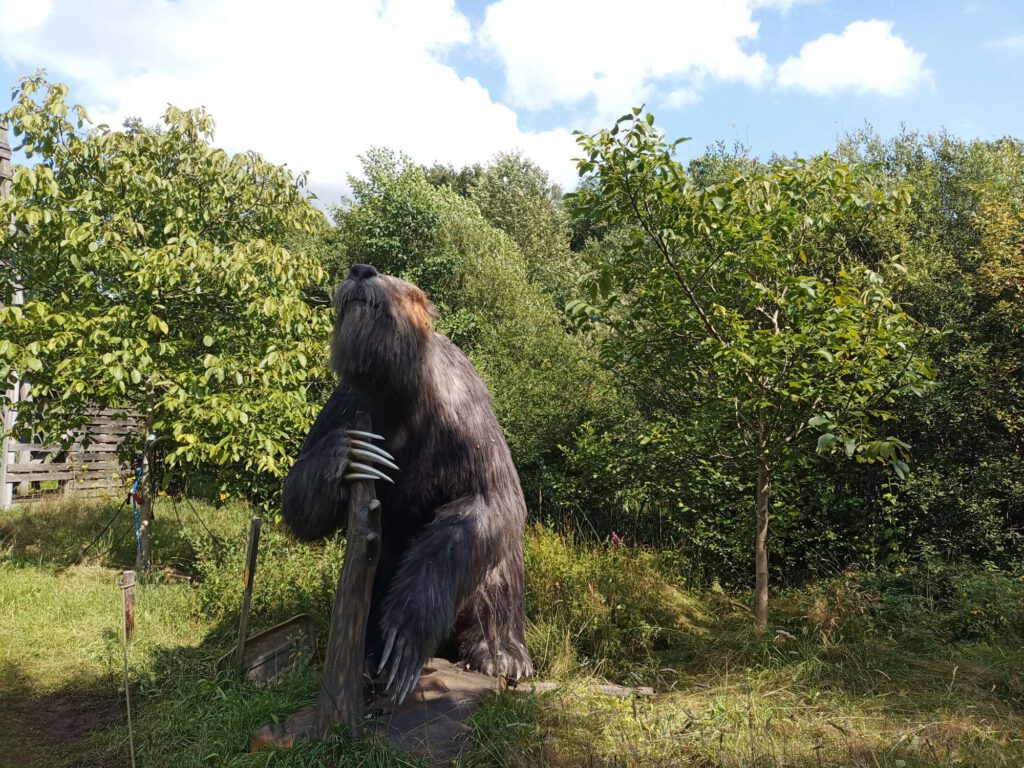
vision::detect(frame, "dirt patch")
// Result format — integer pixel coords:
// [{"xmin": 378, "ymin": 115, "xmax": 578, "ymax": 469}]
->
[
  {"xmin": 0, "ymin": 680, "xmax": 126, "ymax": 768},
  {"xmin": 251, "ymin": 658, "xmax": 503, "ymax": 764}
]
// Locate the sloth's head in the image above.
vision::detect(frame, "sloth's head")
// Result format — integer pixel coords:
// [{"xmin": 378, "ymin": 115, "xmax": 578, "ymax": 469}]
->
[{"xmin": 331, "ymin": 263, "xmax": 437, "ymax": 395}]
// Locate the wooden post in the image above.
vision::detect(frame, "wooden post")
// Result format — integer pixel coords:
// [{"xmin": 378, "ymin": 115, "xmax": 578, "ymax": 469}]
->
[
  {"xmin": 316, "ymin": 411, "xmax": 382, "ymax": 737},
  {"xmin": 15, "ymin": 381, "xmax": 31, "ymax": 496},
  {"xmin": 0, "ymin": 122, "xmax": 16, "ymax": 510},
  {"xmin": 234, "ymin": 517, "xmax": 262, "ymax": 669},
  {"xmin": 120, "ymin": 570, "xmax": 138, "ymax": 768},
  {"xmin": 0, "ymin": 385, "xmax": 15, "ymax": 510}
]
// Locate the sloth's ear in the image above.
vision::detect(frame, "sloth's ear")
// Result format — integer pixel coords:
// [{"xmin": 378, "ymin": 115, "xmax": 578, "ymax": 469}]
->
[
  {"xmin": 401, "ymin": 285, "xmax": 437, "ymax": 334},
  {"xmin": 423, "ymin": 294, "xmax": 439, "ymax": 322}
]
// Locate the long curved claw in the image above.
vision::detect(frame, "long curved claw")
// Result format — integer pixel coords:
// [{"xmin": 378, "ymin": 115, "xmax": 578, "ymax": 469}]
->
[
  {"xmin": 386, "ymin": 637, "xmax": 406, "ymax": 691},
  {"xmin": 378, "ymin": 628, "xmax": 397, "ymax": 675},
  {"xmin": 346, "ymin": 461, "xmax": 394, "ymax": 483},
  {"xmin": 344, "ymin": 472, "xmax": 388, "ymax": 482},
  {"xmin": 349, "ymin": 448, "xmax": 399, "ymax": 472},
  {"xmin": 396, "ymin": 666, "xmax": 418, "ymax": 706},
  {"xmin": 347, "ymin": 429, "xmax": 385, "ymax": 441},
  {"xmin": 349, "ymin": 439, "xmax": 396, "ymax": 462}
]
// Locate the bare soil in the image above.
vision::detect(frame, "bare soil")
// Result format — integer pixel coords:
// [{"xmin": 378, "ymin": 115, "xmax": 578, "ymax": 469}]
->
[{"xmin": 0, "ymin": 682, "xmax": 126, "ymax": 768}]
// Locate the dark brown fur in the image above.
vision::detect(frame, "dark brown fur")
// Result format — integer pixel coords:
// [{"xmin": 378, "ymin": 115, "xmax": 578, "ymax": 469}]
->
[{"xmin": 282, "ymin": 264, "xmax": 533, "ymax": 699}]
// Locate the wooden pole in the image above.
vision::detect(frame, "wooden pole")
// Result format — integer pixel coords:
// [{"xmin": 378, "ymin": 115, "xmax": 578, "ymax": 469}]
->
[
  {"xmin": 316, "ymin": 411, "xmax": 381, "ymax": 737},
  {"xmin": 0, "ymin": 123, "xmax": 14, "ymax": 510},
  {"xmin": 121, "ymin": 570, "xmax": 138, "ymax": 768},
  {"xmin": 234, "ymin": 516, "xmax": 262, "ymax": 669}
]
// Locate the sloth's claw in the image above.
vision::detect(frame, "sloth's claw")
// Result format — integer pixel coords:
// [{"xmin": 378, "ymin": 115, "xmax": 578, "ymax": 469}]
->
[
  {"xmin": 344, "ymin": 472, "xmax": 387, "ymax": 482},
  {"xmin": 396, "ymin": 669, "xmax": 417, "ymax": 706},
  {"xmin": 386, "ymin": 638, "xmax": 406, "ymax": 691},
  {"xmin": 345, "ymin": 462, "xmax": 394, "ymax": 484},
  {"xmin": 349, "ymin": 438, "xmax": 396, "ymax": 462},
  {"xmin": 378, "ymin": 627, "xmax": 397, "ymax": 675},
  {"xmin": 347, "ymin": 429, "xmax": 385, "ymax": 441},
  {"xmin": 349, "ymin": 448, "xmax": 400, "ymax": 472}
]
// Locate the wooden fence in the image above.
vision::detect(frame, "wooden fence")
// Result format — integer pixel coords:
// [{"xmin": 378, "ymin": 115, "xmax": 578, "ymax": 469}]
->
[
  {"xmin": 1, "ymin": 124, "xmax": 144, "ymax": 509},
  {"xmin": 0, "ymin": 410, "xmax": 143, "ymax": 509}
]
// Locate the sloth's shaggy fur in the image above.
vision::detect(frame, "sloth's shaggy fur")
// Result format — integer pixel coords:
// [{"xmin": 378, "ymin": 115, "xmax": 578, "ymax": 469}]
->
[{"xmin": 282, "ymin": 264, "xmax": 533, "ymax": 699}]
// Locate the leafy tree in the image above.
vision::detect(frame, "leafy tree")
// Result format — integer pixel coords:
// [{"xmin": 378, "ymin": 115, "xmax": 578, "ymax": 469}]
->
[
  {"xmin": 422, "ymin": 161, "xmax": 482, "ymax": 199},
  {"xmin": 0, "ymin": 75, "xmax": 330, "ymax": 561},
  {"xmin": 469, "ymin": 152, "xmax": 582, "ymax": 306},
  {"xmin": 836, "ymin": 131, "xmax": 1024, "ymax": 561},
  {"xmin": 327, "ymin": 151, "xmax": 606, "ymax": 503},
  {"xmin": 570, "ymin": 110, "xmax": 933, "ymax": 630}
]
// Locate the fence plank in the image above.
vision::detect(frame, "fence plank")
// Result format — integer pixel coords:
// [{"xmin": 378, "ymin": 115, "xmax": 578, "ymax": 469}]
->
[{"xmin": 7, "ymin": 469, "xmax": 130, "ymax": 483}]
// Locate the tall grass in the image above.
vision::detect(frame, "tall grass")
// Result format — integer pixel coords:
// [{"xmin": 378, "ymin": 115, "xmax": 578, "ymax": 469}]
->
[{"xmin": 2, "ymin": 497, "xmax": 1023, "ymax": 766}]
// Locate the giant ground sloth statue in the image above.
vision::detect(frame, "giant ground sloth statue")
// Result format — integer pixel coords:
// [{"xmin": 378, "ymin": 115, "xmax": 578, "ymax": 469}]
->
[{"xmin": 282, "ymin": 263, "xmax": 534, "ymax": 705}]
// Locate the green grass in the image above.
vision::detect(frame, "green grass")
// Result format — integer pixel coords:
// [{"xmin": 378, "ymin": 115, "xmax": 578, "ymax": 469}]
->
[{"xmin": 2, "ymin": 498, "xmax": 1023, "ymax": 767}]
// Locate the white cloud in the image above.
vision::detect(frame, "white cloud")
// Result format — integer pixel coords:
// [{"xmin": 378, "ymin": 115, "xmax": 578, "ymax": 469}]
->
[
  {"xmin": 0, "ymin": 0, "xmax": 579, "ymax": 197},
  {"xmin": 0, "ymin": 0, "xmax": 52, "ymax": 35},
  {"xmin": 752, "ymin": 0, "xmax": 815, "ymax": 12},
  {"xmin": 988, "ymin": 33, "xmax": 1024, "ymax": 52},
  {"xmin": 776, "ymin": 20, "xmax": 931, "ymax": 97},
  {"xmin": 479, "ymin": 0, "xmax": 774, "ymax": 118},
  {"xmin": 664, "ymin": 87, "xmax": 701, "ymax": 110}
]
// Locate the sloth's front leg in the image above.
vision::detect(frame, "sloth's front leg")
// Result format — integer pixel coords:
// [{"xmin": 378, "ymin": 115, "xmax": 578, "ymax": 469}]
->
[{"xmin": 282, "ymin": 428, "xmax": 398, "ymax": 540}]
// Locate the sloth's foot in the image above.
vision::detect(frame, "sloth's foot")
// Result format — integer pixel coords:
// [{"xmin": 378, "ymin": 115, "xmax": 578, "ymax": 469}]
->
[
  {"xmin": 343, "ymin": 429, "xmax": 399, "ymax": 484},
  {"xmin": 462, "ymin": 639, "xmax": 534, "ymax": 681}
]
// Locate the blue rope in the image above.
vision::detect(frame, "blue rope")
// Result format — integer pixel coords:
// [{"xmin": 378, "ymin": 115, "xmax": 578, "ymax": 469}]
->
[{"xmin": 131, "ymin": 433, "xmax": 157, "ymax": 568}]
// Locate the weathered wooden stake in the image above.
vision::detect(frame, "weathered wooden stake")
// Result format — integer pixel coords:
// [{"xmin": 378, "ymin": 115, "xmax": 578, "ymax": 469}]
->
[
  {"xmin": 234, "ymin": 516, "xmax": 262, "ymax": 669},
  {"xmin": 315, "ymin": 411, "xmax": 381, "ymax": 737},
  {"xmin": 121, "ymin": 570, "xmax": 137, "ymax": 768},
  {"xmin": 250, "ymin": 412, "xmax": 382, "ymax": 751}
]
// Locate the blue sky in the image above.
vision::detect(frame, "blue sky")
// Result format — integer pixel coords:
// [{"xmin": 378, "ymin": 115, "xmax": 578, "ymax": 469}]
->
[{"xmin": 1, "ymin": 0, "xmax": 1022, "ymax": 203}]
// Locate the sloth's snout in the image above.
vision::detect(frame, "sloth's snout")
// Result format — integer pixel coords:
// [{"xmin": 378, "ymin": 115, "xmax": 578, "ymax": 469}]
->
[{"xmin": 347, "ymin": 263, "xmax": 379, "ymax": 281}]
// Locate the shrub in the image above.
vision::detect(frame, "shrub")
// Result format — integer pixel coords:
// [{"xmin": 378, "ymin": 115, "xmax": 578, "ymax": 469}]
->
[
  {"xmin": 865, "ymin": 556, "xmax": 1024, "ymax": 645},
  {"xmin": 184, "ymin": 504, "xmax": 345, "ymax": 639},
  {"xmin": 523, "ymin": 525, "xmax": 704, "ymax": 677}
]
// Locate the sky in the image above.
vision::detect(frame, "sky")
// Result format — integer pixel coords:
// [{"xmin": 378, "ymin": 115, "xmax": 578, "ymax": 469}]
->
[{"xmin": 1, "ymin": 0, "xmax": 1023, "ymax": 205}]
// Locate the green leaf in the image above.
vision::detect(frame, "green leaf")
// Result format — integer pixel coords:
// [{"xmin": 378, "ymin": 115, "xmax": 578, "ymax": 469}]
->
[{"xmin": 816, "ymin": 433, "xmax": 837, "ymax": 453}]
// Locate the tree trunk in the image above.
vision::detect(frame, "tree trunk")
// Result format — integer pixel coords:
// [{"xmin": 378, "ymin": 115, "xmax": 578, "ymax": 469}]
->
[{"xmin": 754, "ymin": 454, "xmax": 772, "ymax": 634}]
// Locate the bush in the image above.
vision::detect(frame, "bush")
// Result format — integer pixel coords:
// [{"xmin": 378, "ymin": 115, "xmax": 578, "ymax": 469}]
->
[
  {"xmin": 183, "ymin": 504, "xmax": 346, "ymax": 639},
  {"xmin": 523, "ymin": 525, "xmax": 704, "ymax": 677},
  {"xmin": 865, "ymin": 556, "xmax": 1024, "ymax": 645}
]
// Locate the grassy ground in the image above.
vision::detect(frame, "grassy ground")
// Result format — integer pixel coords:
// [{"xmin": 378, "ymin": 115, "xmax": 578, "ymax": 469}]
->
[{"xmin": 1, "ymin": 498, "xmax": 1022, "ymax": 767}]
